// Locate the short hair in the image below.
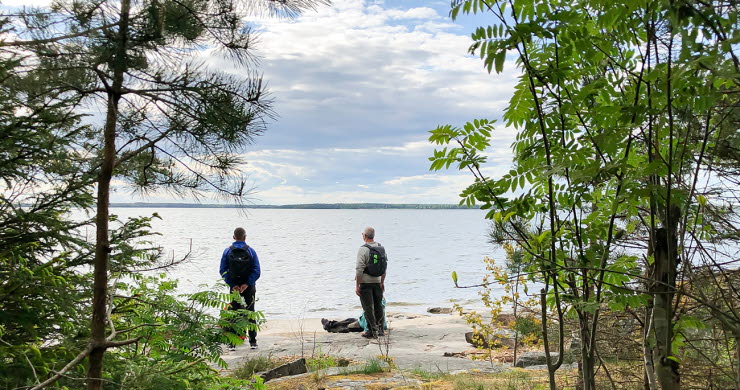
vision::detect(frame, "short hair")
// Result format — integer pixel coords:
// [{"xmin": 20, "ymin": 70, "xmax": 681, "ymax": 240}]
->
[
  {"xmin": 363, "ymin": 226, "xmax": 375, "ymax": 239},
  {"xmin": 233, "ymin": 227, "xmax": 246, "ymax": 240}
]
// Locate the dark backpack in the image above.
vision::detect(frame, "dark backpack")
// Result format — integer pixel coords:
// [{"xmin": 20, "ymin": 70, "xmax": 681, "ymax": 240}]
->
[
  {"xmin": 228, "ymin": 245, "xmax": 253, "ymax": 285},
  {"xmin": 363, "ymin": 244, "xmax": 387, "ymax": 277}
]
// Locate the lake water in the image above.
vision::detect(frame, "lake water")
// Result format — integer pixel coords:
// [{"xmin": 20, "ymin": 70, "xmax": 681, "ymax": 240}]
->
[{"xmin": 109, "ymin": 208, "xmax": 505, "ymax": 319}]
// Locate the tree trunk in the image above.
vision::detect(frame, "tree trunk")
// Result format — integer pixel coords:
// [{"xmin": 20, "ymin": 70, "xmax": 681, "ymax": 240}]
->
[
  {"xmin": 643, "ymin": 306, "xmax": 659, "ymax": 390},
  {"xmin": 541, "ymin": 287, "xmax": 557, "ymax": 390},
  {"xmin": 513, "ymin": 277, "xmax": 519, "ymax": 366},
  {"xmin": 577, "ymin": 310, "xmax": 596, "ymax": 390},
  {"xmin": 86, "ymin": 0, "xmax": 130, "ymax": 388},
  {"xmin": 651, "ymin": 225, "xmax": 680, "ymax": 390},
  {"xmin": 86, "ymin": 85, "xmax": 119, "ymax": 390},
  {"xmin": 734, "ymin": 334, "xmax": 739, "ymax": 390}
]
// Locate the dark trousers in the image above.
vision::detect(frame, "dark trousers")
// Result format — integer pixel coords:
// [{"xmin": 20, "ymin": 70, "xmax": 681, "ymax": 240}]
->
[
  {"xmin": 228, "ymin": 284, "xmax": 257, "ymax": 344},
  {"xmin": 359, "ymin": 283, "xmax": 384, "ymax": 336}
]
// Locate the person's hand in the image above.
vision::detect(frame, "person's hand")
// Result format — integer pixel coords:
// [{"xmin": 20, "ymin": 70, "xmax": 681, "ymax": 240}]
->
[
  {"xmin": 381, "ymin": 283, "xmax": 385, "ymax": 292},
  {"xmin": 239, "ymin": 284, "xmax": 248, "ymax": 293},
  {"xmin": 355, "ymin": 286, "xmax": 361, "ymax": 296}
]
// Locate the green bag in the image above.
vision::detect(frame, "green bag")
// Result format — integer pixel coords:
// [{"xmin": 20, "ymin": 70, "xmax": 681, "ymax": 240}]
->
[{"xmin": 358, "ymin": 298, "xmax": 388, "ymax": 331}]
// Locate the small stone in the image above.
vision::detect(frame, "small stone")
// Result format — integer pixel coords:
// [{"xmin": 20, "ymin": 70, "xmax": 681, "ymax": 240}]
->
[{"xmin": 427, "ymin": 307, "xmax": 453, "ymax": 314}]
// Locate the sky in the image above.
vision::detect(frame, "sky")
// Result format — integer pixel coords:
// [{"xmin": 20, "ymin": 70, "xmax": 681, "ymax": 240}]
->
[
  {"xmin": 195, "ymin": 0, "xmax": 522, "ymax": 205},
  {"xmin": 6, "ymin": 0, "xmax": 523, "ymax": 205}
]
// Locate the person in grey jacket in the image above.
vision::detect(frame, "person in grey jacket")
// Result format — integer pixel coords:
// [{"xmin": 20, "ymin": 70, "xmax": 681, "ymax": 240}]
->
[{"xmin": 355, "ymin": 226, "xmax": 387, "ymax": 338}]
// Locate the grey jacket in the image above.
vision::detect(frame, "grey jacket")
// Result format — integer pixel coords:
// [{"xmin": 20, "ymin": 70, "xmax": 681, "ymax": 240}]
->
[{"xmin": 355, "ymin": 242, "xmax": 385, "ymax": 283}]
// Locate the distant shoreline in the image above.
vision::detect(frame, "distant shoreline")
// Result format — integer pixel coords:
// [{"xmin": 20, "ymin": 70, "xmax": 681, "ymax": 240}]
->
[{"xmin": 110, "ymin": 202, "xmax": 472, "ymax": 209}]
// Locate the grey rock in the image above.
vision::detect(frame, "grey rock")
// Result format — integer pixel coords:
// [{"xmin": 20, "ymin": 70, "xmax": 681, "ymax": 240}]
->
[
  {"xmin": 465, "ymin": 331, "xmax": 515, "ymax": 349},
  {"xmin": 569, "ymin": 337, "xmax": 581, "ymax": 352},
  {"xmin": 514, "ymin": 352, "xmax": 560, "ymax": 368},
  {"xmin": 257, "ymin": 358, "xmax": 307, "ymax": 382},
  {"xmin": 427, "ymin": 307, "xmax": 453, "ymax": 314},
  {"xmin": 524, "ymin": 362, "xmax": 578, "ymax": 370}
]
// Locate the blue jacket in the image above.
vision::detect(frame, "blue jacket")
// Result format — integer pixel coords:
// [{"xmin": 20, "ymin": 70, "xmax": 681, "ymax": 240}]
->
[{"xmin": 219, "ymin": 241, "xmax": 261, "ymax": 287}]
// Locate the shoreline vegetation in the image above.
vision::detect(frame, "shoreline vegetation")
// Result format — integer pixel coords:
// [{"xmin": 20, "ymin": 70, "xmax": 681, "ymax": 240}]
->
[{"xmin": 110, "ymin": 202, "xmax": 473, "ymax": 209}]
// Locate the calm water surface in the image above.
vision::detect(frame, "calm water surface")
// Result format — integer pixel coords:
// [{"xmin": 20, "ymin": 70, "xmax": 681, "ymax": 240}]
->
[{"xmin": 109, "ymin": 208, "xmax": 506, "ymax": 319}]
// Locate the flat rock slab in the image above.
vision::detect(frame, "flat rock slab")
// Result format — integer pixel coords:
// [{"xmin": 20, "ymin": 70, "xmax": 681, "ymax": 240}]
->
[
  {"xmin": 324, "ymin": 373, "xmax": 423, "ymax": 389},
  {"xmin": 257, "ymin": 358, "xmax": 307, "ymax": 382},
  {"xmin": 221, "ymin": 314, "xmax": 508, "ymax": 372}
]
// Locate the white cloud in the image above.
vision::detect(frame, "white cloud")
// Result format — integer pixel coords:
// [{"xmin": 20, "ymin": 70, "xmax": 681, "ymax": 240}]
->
[
  {"xmin": 383, "ymin": 173, "xmax": 441, "ymax": 186},
  {"xmin": 227, "ymin": 127, "xmax": 515, "ymax": 204},
  {"xmin": 381, "ymin": 7, "xmax": 441, "ymax": 20},
  {"xmin": 203, "ymin": 0, "xmax": 521, "ymax": 151},
  {"xmin": 1, "ymin": 0, "xmax": 52, "ymax": 7},
  {"xmin": 16, "ymin": 0, "xmax": 525, "ymax": 205}
]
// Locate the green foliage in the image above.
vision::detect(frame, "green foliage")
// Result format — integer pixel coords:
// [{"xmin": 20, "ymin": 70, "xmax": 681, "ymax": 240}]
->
[
  {"xmin": 0, "ymin": 42, "xmax": 96, "ymax": 389},
  {"xmin": 435, "ymin": 0, "xmax": 739, "ymax": 387},
  {"xmin": 307, "ymin": 352, "xmax": 338, "ymax": 372},
  {"xmin": 513, "ymin": 316, "xmax": 541, "ymax": 346},
  {"xmin": 454, "ymin": 246, "xmax": 541, "ymax": 366}
]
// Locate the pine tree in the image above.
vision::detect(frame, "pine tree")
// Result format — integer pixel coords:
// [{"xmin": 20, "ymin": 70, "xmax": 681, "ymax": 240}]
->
[{"xmin": 3, "ymin": 0, "xmax": 327, "ymax": 387}]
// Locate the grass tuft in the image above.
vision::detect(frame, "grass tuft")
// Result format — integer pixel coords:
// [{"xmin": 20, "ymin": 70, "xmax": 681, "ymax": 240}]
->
[
  {"xmin": 230, "ymin": 355, "xmax": 280, "ymax": 379},
  {"xmin": 340, "ymin": 358, "xmax": 386, "ymax": 375},
  {"xmin": 410, "ymin": 366, "xmax": 446, "ymax": 380}
]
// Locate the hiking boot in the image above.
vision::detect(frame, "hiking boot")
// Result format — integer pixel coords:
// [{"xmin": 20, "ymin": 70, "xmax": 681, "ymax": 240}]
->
[{"xmin": 249, "ymin": 341, "xmax": 258, "ymax": 349}]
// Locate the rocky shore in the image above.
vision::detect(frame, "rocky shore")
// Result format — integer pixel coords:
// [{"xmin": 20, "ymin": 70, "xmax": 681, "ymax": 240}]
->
[{"xmin": 221, "ymin": 311, "xmax": 508, "ymax": 373}]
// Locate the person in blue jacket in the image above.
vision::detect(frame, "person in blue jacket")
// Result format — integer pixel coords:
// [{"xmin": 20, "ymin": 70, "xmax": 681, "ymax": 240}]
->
[{"xmin": 219, "ymin": 227, "xmax": 261, "ymax": 349}]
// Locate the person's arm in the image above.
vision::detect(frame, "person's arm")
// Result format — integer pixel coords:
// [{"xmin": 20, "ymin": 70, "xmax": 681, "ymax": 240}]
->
[
  {"xmin": 219, "ymin": 248, "xmax": 234, "ymax": 288},
  {"xmin": 355, "ymin": 247, "xmax": 367, "ymax": 296},
  {"xmin": 246, "ymin": 247, "xmax": 261, "ymax": 286}
]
